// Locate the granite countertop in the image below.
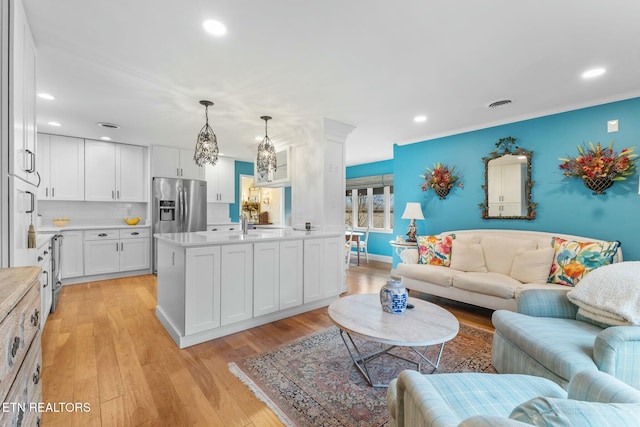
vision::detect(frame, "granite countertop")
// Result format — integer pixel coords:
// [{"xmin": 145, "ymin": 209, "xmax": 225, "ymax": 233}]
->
[{"xmin": 155, "ymin": 228, "xmax": 342, "ymax": 247}]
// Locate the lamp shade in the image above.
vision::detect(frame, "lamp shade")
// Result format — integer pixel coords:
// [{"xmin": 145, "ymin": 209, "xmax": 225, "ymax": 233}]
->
[{"xmin": 401, "ymin": 202, "xmax": 425, "ymax": 220}]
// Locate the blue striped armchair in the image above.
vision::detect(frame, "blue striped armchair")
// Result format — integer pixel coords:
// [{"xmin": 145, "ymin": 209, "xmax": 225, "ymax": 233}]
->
[
  {"xmin": 386, "ymin": 370, "xmax": 640, "ymax": 427},
  {"xmin": 492, "ymin": 288, "xmax": 640, "ymax": 389}
]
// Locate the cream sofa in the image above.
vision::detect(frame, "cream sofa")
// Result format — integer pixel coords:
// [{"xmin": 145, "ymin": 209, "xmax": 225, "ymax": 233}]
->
[{"xmin": 397, "ymin": 229, "xmax": 623, "ymax": 311}]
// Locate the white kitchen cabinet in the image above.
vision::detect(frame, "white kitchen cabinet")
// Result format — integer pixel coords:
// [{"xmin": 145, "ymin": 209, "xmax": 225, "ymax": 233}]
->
[
  {"xmin": 253, "ymin": 241, "xmax": 280, "ymax": 317},
  {"xmin": 303, "ymin": 237, "xmax": 343, "ymax": 303},
  {"xmin": 119, "ymin": 228, "xmax": 150, "ymax": 271},
  {"xmin": 37, "ymin": 134, "xmax": 85, "ymax": 200},
  {"xmin": 61, "ymin": 230, "xmax": 84, "ymax": 279},
  {"xmin": 84, "ymin": 228, "xmax": 150, "ymax": 276},
  {"xmin": 220, "ymin": 244, "xmax": 253, "ymax": 326},
  {"xmin": 254, "ymin": 147, "xmax": 291, "ymax": 187},
  {"xmin": 9, "ymin": 0, "xmax": 38, "ymax": 186},
  {"xmin": 303, "ymin": 238, "xmax": 324, "ymax": 303},
  {"xmin": 205, "ymin": 157, "xmax": 235, "ymax": 203},
  {"xmin": 37, "ymin": 237, "xmax": 52, "ymax": 328},
  {"xmin": 84, "ymin": 230, "xmax": 120, "ymax": 275},
  {"xmin": 279, "ymin": 239, "xmax": 304, "ymax": 310},
  {"xmin": 185, "ymin": 245, "xmax": 221, "ymax": 334},
  {"xmin": 487, "ymin": 162, "xmax": 526, "ymax": 217},
  {"xmin": 85, "ymin": 141, "xmax": 146, "ymax": 202},
  {"xmin": 152, "ymin": 145, "xmax": 205, "ymax": 180}
]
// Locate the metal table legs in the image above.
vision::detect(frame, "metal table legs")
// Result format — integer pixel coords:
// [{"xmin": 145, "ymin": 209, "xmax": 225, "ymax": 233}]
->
[{"xmin": 338, "ymin": 329, "xmax": 446, "ymax": 388}]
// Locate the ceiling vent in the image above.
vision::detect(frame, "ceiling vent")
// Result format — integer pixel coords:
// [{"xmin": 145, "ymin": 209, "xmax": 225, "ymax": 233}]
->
[
  {"xmin": 488, "ymin": 99, "xmax": 512, "ymax": 108},
  {"xmin": 97, "ymin": 122, "xmax": 120, "ymax": 129}
]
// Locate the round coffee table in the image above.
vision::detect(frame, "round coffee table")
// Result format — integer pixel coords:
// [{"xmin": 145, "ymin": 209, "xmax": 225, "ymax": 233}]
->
[{"xmin": 328, "ymin": 293, "xmax": 459, "ymax": 387}]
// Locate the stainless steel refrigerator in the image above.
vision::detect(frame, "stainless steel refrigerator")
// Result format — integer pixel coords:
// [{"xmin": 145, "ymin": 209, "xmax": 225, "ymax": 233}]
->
[{"xmin": 152, "ymin": 177, "xmax": 207, "ymax": 273}]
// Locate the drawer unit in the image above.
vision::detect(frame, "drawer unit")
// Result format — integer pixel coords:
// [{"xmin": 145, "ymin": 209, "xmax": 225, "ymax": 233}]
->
[
  {"xmin": 119, "ymin": 228, "xmax": 150, "ymax": 239},
  {"xmin": 84, "ymin": 229, "xmax": 119, "ymax": 240},
  {"xmin": 0, "ymin": 267, "xmax": 42, "ymax": 418}
]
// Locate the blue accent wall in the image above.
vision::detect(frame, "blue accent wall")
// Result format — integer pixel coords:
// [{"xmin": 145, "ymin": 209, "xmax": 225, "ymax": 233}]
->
[
  {"xmin": 392, "ymin": 97, "xmax": 640, "ymax": 266},
  {"xmin": 346, "ymin": 160, "xmax": 394, "ymax": 258}
]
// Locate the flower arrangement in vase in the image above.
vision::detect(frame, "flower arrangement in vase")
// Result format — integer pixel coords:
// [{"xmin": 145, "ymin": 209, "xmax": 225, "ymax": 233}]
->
[
  {"xmin": 558, "ymin": 141, "xmax": 637, "ymax": 194},
  {"xmin": 420, "ymin": 162, "xmax": 461, "ymax": 199}
]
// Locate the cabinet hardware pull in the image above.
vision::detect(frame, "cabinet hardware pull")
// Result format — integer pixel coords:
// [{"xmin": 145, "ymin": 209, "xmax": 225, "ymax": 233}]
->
[
  {"xmin": 180, "ymin": 168, "xmax": 183, "ymax": 176},
  {"xmin": 98, "ymin": 233, "xmax": 108, "ymax": 237},
  {"xmin": 43, "ymin": 271, "xmax": 49, "ymax": 288},
  {"xmin": 25, "ymin": 149, "xmax": 36, "ymax": 173},
  {"xmin": 25, "ymin": 191, "xmax": 35, "ymax": 213},
  {"xmin": 37, "ymin": 256, "xmax": 43, "ymax": 262},
  {"xmin": 11, "ymin": 336, "xmax": 20, "ymax": 358},
  {"xmin": 52, "ymin": 187, "xmax": 55, "ymax": 198},
  {"xmin": 45, "ymin": 187, "xmax": 48, "ymax": 197},
  {"xmin": 172, "ymin": 252, "xmax": 175, "ymax": 266},
  {"xmin": 121, "ymin": 242, "xmax": 124, "ymax": 251},
  {"xmin": 117, "ymin": 190, "xmax": 120, "ymax": 199},
  {"xmin": 177, "ymin": 167, "xmax": 180, "ymax": 176},
  {"xmin": 116, "ymin": 243, "xmax": 119, "ymax": 251},
  {"xmin": 32, "ymin": 364, "xmax": 41, "ymax": 384},
  {"xmin": 44, "ymin": 250, "xmax": 48, "ymax": 255},
  {"xmin": 112, "ymin": 190, "xmax": 115, "ymax": 199},
  {"xmin": 31, "ymin": 309, "xmax": 40, "ymax": 326},
  {"xmin": 131, "ymin": 232, "xmax": 139, "ymax": 235}
]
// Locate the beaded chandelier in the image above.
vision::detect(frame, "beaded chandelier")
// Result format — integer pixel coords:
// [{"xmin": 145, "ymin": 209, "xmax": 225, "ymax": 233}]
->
[
  {"xmin": 193, "ymin": 100, "xmax": 219, "ymax": 167},
  {"xmin": 256, "ymin": 115, "xmax": 277, "ymax": 181}
]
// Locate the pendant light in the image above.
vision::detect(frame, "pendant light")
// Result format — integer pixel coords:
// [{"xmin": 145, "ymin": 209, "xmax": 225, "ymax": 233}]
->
[
  {"xmin": 256, "ymin": 115, "xmax": 277, "ymax": 181},
  {"xmin": 193, "ymin": 100, "xmax": 219, "ymax": 166}
]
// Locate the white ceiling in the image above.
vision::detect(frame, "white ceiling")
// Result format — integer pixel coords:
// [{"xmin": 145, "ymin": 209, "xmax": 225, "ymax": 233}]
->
[{"xmin": 23, "ymin": 0, "xmax": 640, "ymax": 166}]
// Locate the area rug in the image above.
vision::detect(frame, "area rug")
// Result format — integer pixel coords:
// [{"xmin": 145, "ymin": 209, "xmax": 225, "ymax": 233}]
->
[{"xmin": 229, "ymin": 323, "xmax": 495, "ymax": 426}]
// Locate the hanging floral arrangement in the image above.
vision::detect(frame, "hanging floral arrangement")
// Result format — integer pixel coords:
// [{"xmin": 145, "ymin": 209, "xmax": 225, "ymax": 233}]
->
[
  {"xmin": 558, "ymin": 141, "xmax": 637, "ymax": 194},
  {"xmin": 421, "ymin": 163, "xmax": 461, "ymax": 199}
]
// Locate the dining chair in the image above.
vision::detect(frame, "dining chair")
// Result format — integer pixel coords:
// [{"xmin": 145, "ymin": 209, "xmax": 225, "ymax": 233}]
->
[
  {"xmin": 345, "ymin": 226, "xmax": 354, "ymax": 268},
  {"xmin": 350, "ymin": 226, "xmax": 370, "ymax": 263}
]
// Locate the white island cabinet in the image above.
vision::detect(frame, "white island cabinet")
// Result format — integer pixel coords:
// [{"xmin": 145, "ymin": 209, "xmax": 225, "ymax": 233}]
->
[{"xmin": 155, "ymin": 229, "xmax": 343, "ymax": 348}]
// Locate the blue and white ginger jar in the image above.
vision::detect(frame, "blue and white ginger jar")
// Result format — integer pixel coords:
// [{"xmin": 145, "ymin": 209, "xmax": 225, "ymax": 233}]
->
[{"xmin": 380, "ymin": 280, "xmax": 408, "ymax": 314}]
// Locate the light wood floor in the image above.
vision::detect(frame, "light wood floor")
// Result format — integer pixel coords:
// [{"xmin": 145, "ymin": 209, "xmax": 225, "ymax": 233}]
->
[{"xmin": 41, "ymin": 261, "xmax": 494, "ymax": 426}]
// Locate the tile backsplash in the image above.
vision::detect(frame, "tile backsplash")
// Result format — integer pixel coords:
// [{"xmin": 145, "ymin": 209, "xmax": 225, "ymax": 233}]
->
[{"xmin": 38, "ymin": 200, "xmax": 148, "ymax": 227}]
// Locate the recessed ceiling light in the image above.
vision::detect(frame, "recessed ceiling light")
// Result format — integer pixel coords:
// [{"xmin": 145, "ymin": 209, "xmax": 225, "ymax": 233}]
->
[
  {"xmin": 100, "ymin": 136, "xmax": 112, "ymax": 141},
  {"xmin": 38, "ymin": 93, "xmax": 55, "ymax": 100},
  {"xmin": 582, "ymin": 68, "xmax": 606, "ymax": 79},
  {"xmin": 97, "ymin": 122, "xmax": 120, "ymax": 129},
  {"xmin": 413, "ymin": 115, "xmax": 427, "ymax": 123},
  {"xmin": 48, "ymin": 121, "xmax": 61, "ymax": 127},
  {"xmin": 203, "ymin": 20, "xmax": 227, "ymax": 36}
]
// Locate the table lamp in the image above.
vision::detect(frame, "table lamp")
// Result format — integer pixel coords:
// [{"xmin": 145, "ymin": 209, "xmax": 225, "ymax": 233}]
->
[{"xmin": 401, "ymin": 202, "xmax": 424, "ymax": 242}]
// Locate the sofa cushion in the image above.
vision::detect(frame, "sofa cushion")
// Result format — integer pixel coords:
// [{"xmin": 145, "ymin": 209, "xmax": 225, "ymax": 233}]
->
[
  {"xmin": 417, "ymin": 234, "xmax": 454, "ymax": 266},
  {"xmin": 492, "ymin": 310, "xmax": 602, "ymax": 381},
  {"xmin": 509, "ymin": 247, "xmax": 555, "ymax": 283},
  {"xmin": 398, "ymin": 263, "xmax": 454, "ymax": 287},
  {"xmin": 450, "ymin": 240, "xmax": 487, "ymax": 273},
  {"xmin": 481, "ymin": 236, "xmax": 537, "ymax": 275},
  {"xmin": 510, "ymin": 397, "xmax": 640, "ymax": 427},
  {"xmin": 453, "ymin": 272, "xmax": 521, "ymax": 299},
  {"xmin": 548, "ymin": 237, "xmax": 621, "ymax": 286}
]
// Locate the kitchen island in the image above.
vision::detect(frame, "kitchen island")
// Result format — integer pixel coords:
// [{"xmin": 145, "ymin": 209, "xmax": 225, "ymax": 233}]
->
[{"xmin": 155, "ymin": 229, "xmax": 345, "ymax": 348}]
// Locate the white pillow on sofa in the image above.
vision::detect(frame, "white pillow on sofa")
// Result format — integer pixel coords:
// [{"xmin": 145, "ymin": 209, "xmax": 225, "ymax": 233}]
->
[
  {"xmin": 510, "ymin": 247, "xmax": 555, "ymax": 283},
  {"xmin": 450, "ymin": 240, "xmax": 487, "ymax": 273}
]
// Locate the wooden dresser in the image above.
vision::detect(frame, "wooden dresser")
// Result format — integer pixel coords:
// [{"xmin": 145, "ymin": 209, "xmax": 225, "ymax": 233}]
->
[{"xmin": 0, "ymin": 267, "xmax": 42, "ymax": 427}]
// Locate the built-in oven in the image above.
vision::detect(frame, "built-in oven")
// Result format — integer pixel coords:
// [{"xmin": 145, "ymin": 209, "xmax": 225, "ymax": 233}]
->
[{"xmin": 50, "ymin": 233, "xmax": 63, "ymax": 312}]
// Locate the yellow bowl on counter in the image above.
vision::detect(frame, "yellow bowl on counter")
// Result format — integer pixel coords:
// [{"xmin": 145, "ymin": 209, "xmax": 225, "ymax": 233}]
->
[
  {"xmin": 123, "ymin": 217, "xmax": 141, "ymax": 226},
  {"xmin": 52, "ymin": 218, "xmax": 70, "ymax": 227}
]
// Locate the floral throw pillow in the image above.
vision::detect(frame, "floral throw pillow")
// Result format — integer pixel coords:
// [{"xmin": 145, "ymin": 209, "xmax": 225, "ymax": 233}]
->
[
  {"xmin": 417, "ymin": 234, "xmax": 455, "ymax": 266},
  {"xmin": 548, "ymin": 237, "xmax": 621, "ymax": 286}
]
